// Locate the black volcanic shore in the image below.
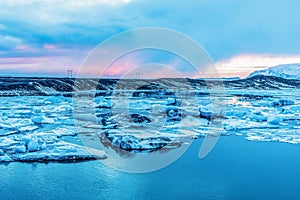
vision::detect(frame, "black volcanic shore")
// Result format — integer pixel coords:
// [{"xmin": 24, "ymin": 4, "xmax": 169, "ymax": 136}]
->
[{"xmin": 0, "ymin": 75, "xmax": 299, "ymax": 96}]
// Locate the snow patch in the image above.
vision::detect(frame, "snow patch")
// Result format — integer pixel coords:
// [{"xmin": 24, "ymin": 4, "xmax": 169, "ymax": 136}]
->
[{"xmin": 248, "ymin": 63, "xmax": 300, "ymax": 80}]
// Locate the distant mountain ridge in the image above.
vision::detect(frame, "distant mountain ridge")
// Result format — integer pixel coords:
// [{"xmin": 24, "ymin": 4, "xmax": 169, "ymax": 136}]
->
[
  {"xmin": 248, "ymin": 63, "xmax": 300, "ymax": 80},
  {"xmin": 0, "ymin": 75, "xmax": 299, "ymax": 96}
]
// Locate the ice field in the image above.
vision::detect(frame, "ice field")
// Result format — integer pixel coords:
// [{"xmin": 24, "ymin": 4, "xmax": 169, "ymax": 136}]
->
[{"xmin": 0, "ymin": 74, "xmax": 299, "ymax": 162}]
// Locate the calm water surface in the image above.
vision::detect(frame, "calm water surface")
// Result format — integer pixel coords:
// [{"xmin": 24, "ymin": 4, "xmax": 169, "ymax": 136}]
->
[{"xmin": 1, "ymin": 136, "xmax": 300, "ymax": 200}]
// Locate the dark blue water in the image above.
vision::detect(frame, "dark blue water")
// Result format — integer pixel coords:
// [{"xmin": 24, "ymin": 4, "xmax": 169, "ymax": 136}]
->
[{"xmin": 1, "ymin": 136, "xmax": 300, "ymax": 200}]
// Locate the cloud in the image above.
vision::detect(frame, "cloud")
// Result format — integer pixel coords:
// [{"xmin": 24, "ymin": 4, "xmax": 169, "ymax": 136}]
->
[
  {"xmin": 0, "ymin": 35, "xmax": 22, "ymax": 50},
  {"xmin": 1, "ymin": 0, "xmax": 300, "ymax": 77},
  {"xmin": 216, "ymin": 54, "xmax": 300, "ymax": 78},
  {"xmin": 0, "ymin": 55, "xmax": 83, "ymax": 77},
  {"xmin": 0, "ymin": 0, "xmax": 131, "ymax": 7}
]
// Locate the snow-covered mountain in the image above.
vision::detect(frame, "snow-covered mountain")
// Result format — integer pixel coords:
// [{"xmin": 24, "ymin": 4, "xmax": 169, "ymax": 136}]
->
[{"xmin": 248, "ymin": 63, "xmax": 300, "ymax": 80}]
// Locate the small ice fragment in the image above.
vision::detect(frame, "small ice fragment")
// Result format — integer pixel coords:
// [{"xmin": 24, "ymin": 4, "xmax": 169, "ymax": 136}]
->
[
  {"xmin": 75, "ymin": 114, "xmax": 97, "ymax": 122},
  {"xmin": 272, "ymin": 99, "xmax": 294, "ymax": 107},
  {"xmin": 268, "ymin": 116, "xmax": 283, "ymax": 125},
  {"xmin": 21, "ymin": 136, "xmax": 32, "ymax": 146},
  {"xmin": 28, "ymin": 138, "xmax": 39, "ymax": 152},
  {"xmin": 166, "ymin": 98, "xmax": 177, "ymax": 105},
  {"xmin": 32, "ymin": 107, "xmax": 42, "ymax": 114},
  {"xmin": 0, "ymin": 155, "xmax": 12, "ymax": 162},
  {"xmin": 0, "ymin": 149, "xmax": 4, "ymax": 156},
  {"xmin": 31, "ymin": 116, "xmax": 54, "ymax": 124},
  {"xmin": 251, "ymin": 114, "xmax": 267, "ymax": 122},
  {"xmin": 40, "ymin": 142, "xmax": 47, "ymax": 150},
  {"xmin": 15, "ymin": 145, "xmax": 27, "ymax": 153}
]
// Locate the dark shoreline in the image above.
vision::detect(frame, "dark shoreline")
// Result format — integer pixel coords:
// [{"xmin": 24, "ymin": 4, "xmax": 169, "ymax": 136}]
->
[{"xmin": 0, "ymin": 75, "xmax": 299, "ymax": 97}]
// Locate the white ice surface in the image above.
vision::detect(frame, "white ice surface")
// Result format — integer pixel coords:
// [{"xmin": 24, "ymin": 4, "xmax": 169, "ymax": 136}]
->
[{"xmin": 0, "ymin": 88, "xmax": 300, "ymax": 162}]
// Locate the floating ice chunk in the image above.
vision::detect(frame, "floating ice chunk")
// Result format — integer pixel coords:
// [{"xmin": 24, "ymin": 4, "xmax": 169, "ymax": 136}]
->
[
  {"xmin": 166, "ymin": 97, "xmax": 176, "ymax": 105},
  {"xmin": 199, "ymin": 106, "xmax": 213, "ymax": 119},
  {"xmin": 75, "ymin": 114, "xmax": 97, "ymax": 122},
  {"xmin": 279, "ymin": 108, "xmax": 293, "ymax": 114},
  {"xmin": 0, "ymin": 154, "xmax": 12, "ymax": 162},
  {"xmin": 0, "ymin": 137, "xmax": 19, "ymax": 149},
  {"xmin": 95, "ymin": 98, "xmax": 113, "ymax": 108},
  {"xmin": 1, "ymin": 134, "xmax": 106, "ymax": 162},
  {"xmin": 272, "ymin": 99, "xmax": 295, "ymax": 107},
  {"xmin": 246, "ymin": 135, "xmax": 266, "ymax": 141},
  {"xmin": 289, "ymin": 105, "xmax": 300, "ymax": 114},
  {"xmin": 51, "ymin": 127, "xmax": 77, "ymax": 137},
  {"xmin": 31, "ymin": 116, "xmax": 54, "ymax": 124},
  {"xmin": 43, "ymin": 101, "xmax": 52, "ymax": 105},
  {"xmin": 28, "ymin": 138, "xmax": 39, "ymax": 152},
  {"xmin": 21, "ymin": 135, "xmax": 32, "ymax": 146},
  {"xmin": 19, "ymin": 125, "xmax": 39, "ymax": 132},
  {"xmin": 0, "ymin": 129, "xmax": 18, "ymax": 136},
  {"xmin": 199, "ymin": 107, "xmax": 225, "ymax": 121},
  {"xmin": 0, "ymin": 117, "xmax": 33, "ymax": 129},
  {"xmin": 166, "ymin": 97, "xmax": 181, "ymax": 106},
  {"xmin": 130, "ymin": 114, "xmax": 151, "ymax": 123},
  {"xmin": 15, "ymin": 145, "xmax": 27, "ymax": 153},
  {"xmin": 129, "ymin": 100, "xmax": 152, "ymax": 110},
  {"xmin": 253, "ymin": 111, "xmax": 262, "ymax": 115},
  {"xmin": 268, "ymin": 116, "xmax": 283, "ymax": 125},
  {"xmin": 52, "ymin": 104, "xmax": 73, "ymax": 113},
  {"xmin": 34, "ymin": 132, "xmax": 58, "ymax": 144},
  {"xmin": 1, "ymin": 115, "xmax": 8, "ymax": 121},
  {"xmin": 10, "ymin": 142, "xmax": 107, "ymax": 162},
  {"xmin": 199, "ymin": 98, "xmax": 212, "ymax": 106},
  {"xmin": 250, "ymin": 112, "xmax": 268, "ymax": 122},
  {"xmin": 225, "ymin": 110, "xmax": 235, "ymax": 117},
  {"xmin": 235, "ymin": 109, "xmax": 248, "ymax": 118},
  {"xmin": 167, "ymin": 109, "xmax": 179, "ymax": 118},
  {"xmin": 40, "ymin": 142, "xmax": 47, "ymax": 150},
  {"xmin": 225, "ymin": 108, "xmax": 247, "ymax": 118},
  {"xmin": 32, "ymin": 107, "xmax": 42, "ymax": 114},
  {"xmin": 104, "ymin": 133, "xmax": 175, "ymax": 151},
  {"xmin": 251, "ymin": 115, "xmax": 268, "ymax": 122}
]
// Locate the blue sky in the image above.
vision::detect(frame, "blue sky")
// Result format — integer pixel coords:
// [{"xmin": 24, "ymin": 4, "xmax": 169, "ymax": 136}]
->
[{"xmin": 0, "ymin": 0, "xmax": 300, "ymax": 77}]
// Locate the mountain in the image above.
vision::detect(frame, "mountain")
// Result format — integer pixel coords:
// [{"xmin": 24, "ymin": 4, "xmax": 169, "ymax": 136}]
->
[
  {"xmin": 225, "ymin": 75, "xmax": 300, "ymax": 90},
  {"xmin": 248, "ymin": 63, "xmax": 300, "ymax": 80},
  {"xmin": 0, "ymin": 76, "xmax": 299, "ymax": 96}
]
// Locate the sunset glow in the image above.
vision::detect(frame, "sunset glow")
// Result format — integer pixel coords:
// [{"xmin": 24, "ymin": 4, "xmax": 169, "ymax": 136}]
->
[{"xmin": 1, "ymin": 0, "xmax": 300, "ymax": 78}]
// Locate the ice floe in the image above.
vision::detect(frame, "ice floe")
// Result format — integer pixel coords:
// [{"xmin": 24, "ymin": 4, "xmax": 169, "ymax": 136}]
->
[{"xmin": 0, "ymin": 85, "xmax": 300, "ymax": 162}]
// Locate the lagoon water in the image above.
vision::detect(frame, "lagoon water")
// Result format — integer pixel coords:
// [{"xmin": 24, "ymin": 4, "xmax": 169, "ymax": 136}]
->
[{"xmin": 1, "ymin": 136, "xmax": 300, "ymax": 200}]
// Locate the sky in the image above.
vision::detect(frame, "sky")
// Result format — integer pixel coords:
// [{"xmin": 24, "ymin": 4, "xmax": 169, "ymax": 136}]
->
[{"xmin": 1, "ymin": 0, "xmax": 300, "ymax": 78}]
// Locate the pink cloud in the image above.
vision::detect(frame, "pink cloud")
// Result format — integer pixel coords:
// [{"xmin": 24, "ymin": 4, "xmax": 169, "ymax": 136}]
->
[
  {"xmin": 102, "ymin": 57, "xmax": 141, "ymax": 78},
  {"xmin": 15, "ymin": 45, "xmax": 32, "ymax": 51},
  {"xmin": 0, "ymin": 56, "xmax": 50, "ymax": 64},
  {"xmin": 43, "ymin": 44, "xmax": 57, "ymax": 49},
  {"xmin": 0, "ymin": 55, "xmax": 81, "ymax": 76},
  {"xmin": 74, "ymin": 50, "xmax": 143, "ymax": 78},
  {"xmin": 215, "ymin": 54, "xmax": 300, "ymax": 78}
]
